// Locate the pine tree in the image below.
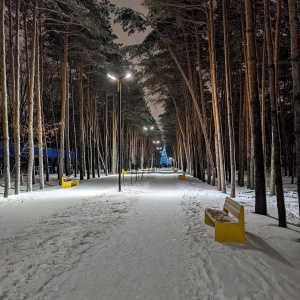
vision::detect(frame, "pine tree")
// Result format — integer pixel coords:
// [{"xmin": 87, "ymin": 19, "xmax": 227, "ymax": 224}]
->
[{"xmin": 160, "ymin": 146, "xmax": 169, "ymax": 167}]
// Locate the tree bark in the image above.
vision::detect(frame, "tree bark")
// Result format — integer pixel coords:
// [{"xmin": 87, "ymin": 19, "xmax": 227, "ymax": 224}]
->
[
  {"xmin": 79, "ymin": 57, "xmax": 85, "ymax": 180},
  {"xmin": 26, "ymin": 0, "xmax": 37, "ymax": 192},
  {"xmin": 59, "ymin": 29, "xmax": 68, "ymax": 184},
  {"xmin": 0, "ymin": 0, "xmax": 11, "ymax": 197},
  {"xmin": 14, "ymin": 0, "xmax": 21, "ymax": 195},
  {"xmin": 287, "ymin": 0, "xmax": 300, "ymax": 213},
  {"xmin": 222, "ymin": 0, "xmax": 236, "ymax": 197},
  {"xmin": 208, "ymin": 0, "xmax": 226, "ymax": 193},
  {"xmin": 35, "ymin": 25, "xmax": 44, "ymax": 189},
  {"xmin": 65, "ymin": 58, "xmax": 71, "ymax": 176},
  {"xmin": 264, "ymin": 0, "xmax": 286, "ymax": 227},
  {"xmin": 245, "ymin": 0, "xmax": 267, "ymax": 214}
]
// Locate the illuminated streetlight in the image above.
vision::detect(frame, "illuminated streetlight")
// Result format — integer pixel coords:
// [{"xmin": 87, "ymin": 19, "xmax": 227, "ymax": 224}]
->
[{"xmin": 108, "ymin": 73, "xmax": 131, "ymax": 192}]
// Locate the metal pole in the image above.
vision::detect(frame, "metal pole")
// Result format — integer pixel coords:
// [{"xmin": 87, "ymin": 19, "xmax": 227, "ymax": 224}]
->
[
  {"xmin": 148, "ymin": 131, "xmax": 150, "ymax": 174},
  {"xmin": 118, "ymin": 79, "xmax": 121, "ymax": 192}
]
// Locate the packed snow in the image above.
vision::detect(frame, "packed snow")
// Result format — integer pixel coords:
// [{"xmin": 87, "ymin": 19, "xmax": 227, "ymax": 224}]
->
[{"xmin": 0, "ymin": 170, "xmax": 299, "ymax": 300}]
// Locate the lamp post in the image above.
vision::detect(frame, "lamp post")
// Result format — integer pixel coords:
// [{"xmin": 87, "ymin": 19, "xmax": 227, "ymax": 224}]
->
[
  {"xmin": 108, "ymin": 73, "xmax": 131, "ymax": 192},
  {"xmin": 143, "ymin": 126, "xmax": 154, "ymax": 171},
  {"xmin": 152, "ymin": 140, "xmax": 160, "ymax": 168}
]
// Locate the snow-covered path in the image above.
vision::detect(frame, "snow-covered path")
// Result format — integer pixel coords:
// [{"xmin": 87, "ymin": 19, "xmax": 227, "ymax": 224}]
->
[
  {"xmin": 30, "ymin": 174, "xmax": 222, "ymax": 300},
  {"xmin": 0, "ymin": 172, "xmax": 300, "ymax": 300}
]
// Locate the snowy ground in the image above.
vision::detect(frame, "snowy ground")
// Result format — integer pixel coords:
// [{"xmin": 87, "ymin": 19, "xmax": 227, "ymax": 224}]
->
[{"xmin": 0, "ymin": 171, "xmax": 299, "ymax": 300}]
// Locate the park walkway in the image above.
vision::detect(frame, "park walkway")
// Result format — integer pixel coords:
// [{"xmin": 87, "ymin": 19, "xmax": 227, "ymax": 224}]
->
[{"xmin": 0, "ymin": 172, "xmax": 299, "ymax": 299}]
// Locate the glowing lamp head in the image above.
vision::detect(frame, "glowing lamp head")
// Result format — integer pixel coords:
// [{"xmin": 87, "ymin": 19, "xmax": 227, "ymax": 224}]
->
[{"xmin": 108, "ymin": 74, "xmax": 117, "ymax": 80}]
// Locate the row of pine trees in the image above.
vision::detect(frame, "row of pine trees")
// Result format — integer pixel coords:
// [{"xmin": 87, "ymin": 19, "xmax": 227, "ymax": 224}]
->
[
  {"xmin": 0, "ymin": 0, "xmax": 159, "ymax": 198},
  {"xmin": 115, "ymin": 0, "xmax": 300, "ymax": 227}
]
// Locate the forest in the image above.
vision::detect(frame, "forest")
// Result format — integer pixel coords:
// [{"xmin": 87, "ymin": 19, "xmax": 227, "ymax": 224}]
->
[
  {"xmin": 0, "ymin": 0, "xmax": 299, "ymax": 228},
  {"xmin": 0, "ymin": 0, "xmax": 160, "ymax": 196}
]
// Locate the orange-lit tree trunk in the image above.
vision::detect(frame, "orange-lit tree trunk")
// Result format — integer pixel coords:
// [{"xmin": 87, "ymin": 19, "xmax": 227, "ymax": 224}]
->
[
  {"xmin": 26, "ymin": 0, "xmax": 37, "ymax": 192},
  {"xmin": 222, "ymin": 0, "xmax": 236, "ymax": 197},
  {"xmin": 35, "ymin": 26, "xmax": 44, "ymax": 189},
  {"xmin": 208, "ymin": 0, "xmax": 226, "ymax": 192},
  {"xmin": 59, "ymin": 29, "xmax": 68, "ymax": 184}
]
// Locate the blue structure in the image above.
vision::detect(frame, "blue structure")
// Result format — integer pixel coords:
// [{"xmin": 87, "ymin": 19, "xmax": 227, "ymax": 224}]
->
[
  {"xmin": 0, "ymin": 142, "xmax": 76, "ymax": 174},
  {"xmin": 0, "ymin": 142, "xmax": 76, "ymax": 159}
]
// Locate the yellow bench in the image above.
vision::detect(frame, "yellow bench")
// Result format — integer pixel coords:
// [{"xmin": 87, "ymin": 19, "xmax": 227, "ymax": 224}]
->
[
  {"xmin": 62, "ymin": 176, "xmax": 80, "ymax": 188},
  {"xmin": 122, "ymin": 169, "xmax": 128, "ymax": 175},
  {"xmin": 205, "ymin": 197, "xmax": 245, "ymax": 242},
  {"xmin": 178, "ymin": 172, "xmax": 186, "ymax": 180}
]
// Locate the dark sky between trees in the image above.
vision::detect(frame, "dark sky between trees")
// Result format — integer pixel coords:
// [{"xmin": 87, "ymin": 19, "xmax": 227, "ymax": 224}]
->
[{"xmin": 109, "ymin": 0, "xmax": 163, "ymax": 121}]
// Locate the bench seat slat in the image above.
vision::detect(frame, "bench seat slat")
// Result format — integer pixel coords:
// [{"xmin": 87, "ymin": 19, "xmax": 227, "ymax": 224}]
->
[
  {"xmin": 224, "ymin": 197, "xmax": 241, "ymax": 219},
  {"xmin": 224, "ymin": 203, "xmax": 240, "ymax": 219},
  {"xmin": 225, "ymin": 197, "xmax": 242, "ymax": 209},
  {"xmin": 205, "ymin": 208, "xmax": 236, "ymax": 224}
]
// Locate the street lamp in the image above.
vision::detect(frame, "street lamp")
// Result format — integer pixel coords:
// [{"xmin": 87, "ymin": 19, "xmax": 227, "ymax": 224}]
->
[
  {"xmin": 108, "ymin": 73, "xmax": 131, "ymax": 192},
  {"xmin": 143, "ymin": 125, "xmax": 154, "ymax": 170}
]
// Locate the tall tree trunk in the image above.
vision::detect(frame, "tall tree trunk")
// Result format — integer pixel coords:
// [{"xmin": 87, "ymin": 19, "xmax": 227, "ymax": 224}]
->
[
  {"xmin": 71, "ymin": 78, "xmax": 78, "ymax": 177},
  {"xmin": 79, "ymin": 57, "xmax": 85, "ymax": 180},
  {"xmin": 92, "ymin": 87, "xmax": 96, "ymax": 178},
  {"xmin": 39, "ymin": 24, "xmax": 49, "ymax": 183},
  {"xmin": 238, "ymin": 75, "xmax": 245, "ymax": 187},
  {"xmin": 222, "ymin": 0, "xmax": 236, "ymax": 197},
  {"xmin": 59, "ymin": 29, "xmax": 68, "ymax": 184},
  {"xmin": 195, "ymin": 23, "xmax": 212, "ymax": 184},
  {"xmin": 85, "ymin": 80, "xmax": 91, "ymax": 180},
  {"xmin": 287, "ymin": 0, "xmax": 300, "ymax": 212},
  {"xmin": 35, "ymin": 26, "xmax": 44, "ymax": 189},
  {"xmin": 264, "ymin": 0, "xmax": 286, "ymax": 227},
  {"xmin": 65, "ymin": 59, "xmax": 71, "ymax": 176},
  {"xmin": 269, "ymin": 135, "xmax": 276, "ymax": 195},
  {"xmin": 261, "ymin": 29, "xmax": 267, "ymax": 181},
  {"xmin": 14, "ymin": 0, "xmax": 21, "ymax": 195},
  {"xmin": 245, "ymin": 0, "xmax": 267, "ymax": 214},
  {"xmin": 208, "ymin": 0, "xmax": 226, "ymax": 193},
  {"xmin": 0, "ymin": 0, "xmax": 10, "ymax": 197},
  {"xmin": 26, "ymin": 0, "xmax": 37, "ymax": 192}
]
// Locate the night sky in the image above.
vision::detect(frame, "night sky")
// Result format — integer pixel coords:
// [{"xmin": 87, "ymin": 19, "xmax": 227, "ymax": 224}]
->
[{"xmin": 109, "ymin": 0, "xmax": 150, "ymax": 46}]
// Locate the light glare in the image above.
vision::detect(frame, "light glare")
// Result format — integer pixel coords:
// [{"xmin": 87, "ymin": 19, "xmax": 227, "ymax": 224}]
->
[{"xmin": 108, "ymin": 74, "xmax": 117, "ymax": 80}]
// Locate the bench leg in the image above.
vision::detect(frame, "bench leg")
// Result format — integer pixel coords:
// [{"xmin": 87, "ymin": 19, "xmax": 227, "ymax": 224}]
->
[{"xmin": 215, "ymin": 223, "xmax": 245, "ymax": 242}]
